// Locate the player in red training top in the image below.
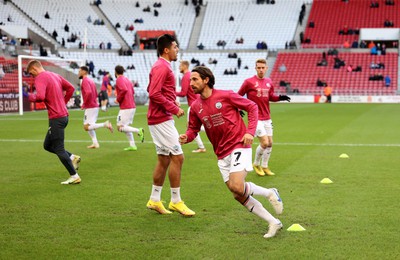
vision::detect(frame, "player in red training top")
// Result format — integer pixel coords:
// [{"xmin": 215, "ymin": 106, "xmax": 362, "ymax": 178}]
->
[
  {"xmin": 176, "ymin": 60, "xmax": 206, "ymax": 153},
  {"xmin": 238, "ymin": 58, "xmax": 290, "ymax": 177},
  {"xmin": 99, "ymin": 71, "xmax": 110, "ymax": 111},
  {"xmin": 79, "ymin": 66, "xmax": 113, "ymax": 149},
  {"xmin": 146, "ymin": 34, "xmax": 195, "ymax": 216},
  {"xmin": 27, "ymin": 60, "xmax": 81, "ymax": 185},
  {"xmin": 114, "ymin": 65, "xmax": 144, "ymax": 151},
  {"xmin": 179, "ymin": 66, "xmax": 284, "ymax": 239}
]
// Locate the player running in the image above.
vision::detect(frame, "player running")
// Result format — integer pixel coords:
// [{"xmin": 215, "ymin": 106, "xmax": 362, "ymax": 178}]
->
[
  {"xmin": 27, "ymin": 60, "xmax": 81, "ymax": 185},
  {"xmin": 114, "ymin": 65, "xmax": 144, "ymax": 151},
  {"xmin": 179, "ymin": 66, "xmax": 283, "ymax": 238},
  {"xmin": 238, "ymin": 58, "xmax": 290, "ymax": 176},
  {"xmin": 79, "ymin": 66, "xmax": 113, "ymax": 149}
]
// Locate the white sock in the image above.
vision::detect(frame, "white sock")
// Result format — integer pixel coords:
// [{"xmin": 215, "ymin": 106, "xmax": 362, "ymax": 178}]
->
[
  {"xmin": 171, "ymin": 187, "xmax": 181, "ymax": 203},
  {"xmin": 88, "ymin": 123, "xmax": 105, "ymax": 130},
  {"xmin": 120, "ymin": 125, "xmax": 139, "ymax": 133},
  {"xmin": 88, "ymin": 129, "xmax": 98, "ymax": 144},
  {"xmin": 244, "ymin": 196, "xmax": 278, "ymax": 224},
  {"xmin": 261, "ymin": 147, "xmax": 272, "ymax": 168},
  {"xmin": 194, "ymin": 135, "xmax": 205, "ymax": 149},
  {"xmin": 70, "ymin": 154, "xmax": 75, "ymax": 160},
  {"xmin": 246, "ymin": 182, "xmax": 273, "ymax": 198},
  {"xmin": 150, "ymin": 185, "xmax": 163, "ymax": 202},
  {"xmin": 71, "ymin": 173, "xmax": 79, "ymax": 178},
  {"xmin": 101, "ymin": 105, "xmax": 106, "ymax": 111},
  {"xmin": 125, "ymin": 132, "xmax": 136, "ymax": 147},
  {"xmin": 254, "ymin": 145, "xmax": 265, "ymax": 165}
]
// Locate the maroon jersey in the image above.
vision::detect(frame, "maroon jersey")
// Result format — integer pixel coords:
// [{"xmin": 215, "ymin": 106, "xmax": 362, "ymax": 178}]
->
[
  {"xmin": 29, "ymin": 71, "xmax": 74, "ymax": 119},
  {"xmin": 101, "ymin": 74, "xmax": 109, "ymax": 91},
  {"xmin": 147, "ymin": 58, "xmax": 180, "ymax": 125},
  {"xmin": 238, "ymin": 76, "xmax": 280, "ymax": 120},
  {"xmin": 186, "ymin": 89, "xmax": 258, "ymax": 159},
  {"xmin": 116, "ymin": 75, "xmax": 135, "ymax": 109},
  {"xmin": 176, "ymin": 71, "xmax": 197, "ymax": 106},
  {"xmin": 81, "ymin": 76, "xmax": 98, "ymax": 109}
]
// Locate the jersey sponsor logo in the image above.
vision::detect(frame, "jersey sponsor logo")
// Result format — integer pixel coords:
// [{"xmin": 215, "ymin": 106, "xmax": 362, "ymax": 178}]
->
[
  {"xmin": 203, "ymin": 116, "xmax": 212, "ymax": 129},
  {"xmin": 215, "ymin": 102, "xmax": 222, "ymax": 109}
]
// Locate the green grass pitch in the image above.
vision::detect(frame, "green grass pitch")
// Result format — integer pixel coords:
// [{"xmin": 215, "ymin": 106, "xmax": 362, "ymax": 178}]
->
[{"xmin": 0, "ymin": 103, "xmax": 399, "ymax": 259}]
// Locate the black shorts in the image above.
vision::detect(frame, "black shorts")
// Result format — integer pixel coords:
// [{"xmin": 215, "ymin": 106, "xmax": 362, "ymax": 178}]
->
[{"xmin": 99, "ymin": 90, "xmax": 109, "ymax": 101}]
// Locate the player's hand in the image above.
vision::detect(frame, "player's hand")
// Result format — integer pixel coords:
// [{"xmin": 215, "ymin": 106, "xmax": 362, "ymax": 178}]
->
[
  {"xmin": 279, "ymin": 95, "xmax": 291, "ymax": 102},
  {"xmin": 241, "ymin": 133, "xmax": 254, "ymax": 146},
  {"xmin": 179, "ymin": 134, "xmax": 188, "ymax": 144},
  {"xmin": 176, "ymin": 108, "xmax": 185, "ymax": 118},
  {"xmin": 239, "ymin": 110, "xmax": 246, "ymax": 117},
  {"xmin": 175, "ymin": 100, "xmax": 181, "ymax": 107}
]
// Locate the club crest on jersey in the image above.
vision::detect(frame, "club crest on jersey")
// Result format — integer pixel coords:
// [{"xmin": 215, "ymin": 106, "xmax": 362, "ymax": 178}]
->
[{"xmin": 215, "ymin": 102, "xmax": 222, "ymax": 109}]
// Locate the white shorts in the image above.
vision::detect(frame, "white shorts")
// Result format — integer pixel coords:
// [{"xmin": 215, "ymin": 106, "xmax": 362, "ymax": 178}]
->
[
  {"xmin": 117, "ymin": 108, "xmax": 135, "ymax": 126},
  {"xmin": 149, "ymin": 120, "xmax": 183, "ymax": 156},
  {"xmin": 84, "ymin": 107, "xmax": 99, "ymax": 125},
  {"xmin": 217, "ymin": 148, "xmax": 253, "ymax": 183},
  {"xmin": 255, "ymin": 120, "xmax": 273, "ymax": 137}
]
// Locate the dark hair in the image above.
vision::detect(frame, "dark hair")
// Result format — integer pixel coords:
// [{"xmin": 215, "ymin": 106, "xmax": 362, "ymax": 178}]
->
[
  {"xmin": 80, "ymin": 66, "xmax": 89, "ymax": 72},
  {"xmin": 157, "ymin": 34, "xmax": 177, "ymax": 56},
  {"xmin": 115, "ymin": 65, "xmax": 125, "ymax": 75},
  {"xmin": 191, "ymin": 66, "xmax": 215, "ymax": 89}
]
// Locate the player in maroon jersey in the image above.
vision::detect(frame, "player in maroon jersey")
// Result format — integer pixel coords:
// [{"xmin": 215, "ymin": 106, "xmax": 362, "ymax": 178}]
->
[
  {"xmin": 27, "ymin": 60, "xmax": 81, "ymax": 185},
  {"xmin": 238, "ymin": 58, "xmax": 290, "ymax": 176},
  {"xmin": 180, "ymin": 66, "xmax": 283, "ymax": 238}
]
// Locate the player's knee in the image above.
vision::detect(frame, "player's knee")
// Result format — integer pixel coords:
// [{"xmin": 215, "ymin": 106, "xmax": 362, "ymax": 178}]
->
[
  {"xmin": 228, "ymin": 183, "xmax": 244, "ymax": 196},
  {"xmin": 117, "ymin": 125, "xmax": 123, "ymax": 132},
  {"xmin": 83, "ymin": 124, "xmax": 90, "ymax": 131}
]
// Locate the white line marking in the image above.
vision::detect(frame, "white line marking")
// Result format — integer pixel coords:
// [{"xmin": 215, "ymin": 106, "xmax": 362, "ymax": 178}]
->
[{"xmin": 0, "ymin": 139, "xmax": 399, "ymax": 147}]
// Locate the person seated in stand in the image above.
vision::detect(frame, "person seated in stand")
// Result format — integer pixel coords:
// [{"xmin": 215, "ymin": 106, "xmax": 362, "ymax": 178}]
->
[
  {"xmin": 317, "ymin": 78, "xmax": 327, "ymax": 87},
  {"xmin": 353, "ymin": 66, "xmax": 362, "ymax": 72},
  {"xmin": 370, "ymin": 45, "xmax": 378, "ymax": 55},
  {"xmin": 385, "ymin": 75, "xmax": 391, "ymax": 87}
]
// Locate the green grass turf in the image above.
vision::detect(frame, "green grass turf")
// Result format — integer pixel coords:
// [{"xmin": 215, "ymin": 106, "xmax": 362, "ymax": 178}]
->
[{"xmin": 0, "ymin": 103, "xmax": 399, "ymax": 259}]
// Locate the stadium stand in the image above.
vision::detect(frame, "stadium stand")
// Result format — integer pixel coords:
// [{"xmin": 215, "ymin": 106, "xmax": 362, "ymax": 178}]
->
[
  {"xmin": 270, "ymin": 50, "xmax": 398, "ymax": 95},
  {"xmin": 198, "ymin": 0, "xmax": 306, "ymax": 51},
  {"xmin": 99, "ymin": 0, "xmax": 196, "ymax": 50},
  {"xmin": 11, "ymin": 0, "xmax": 121, "ymax": 49},
  {"xmin": 0, "ymin": 2, "xmax": 53, "ymax": 43},
  {"xmin": 304, "ymin": 0, "xmax": 400, "ymax": 48}
]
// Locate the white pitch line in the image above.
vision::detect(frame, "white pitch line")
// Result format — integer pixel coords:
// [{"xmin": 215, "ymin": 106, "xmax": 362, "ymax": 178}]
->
[{"xmin": 0, "ymin": 139, "xmax": 399, "ymax": 147}]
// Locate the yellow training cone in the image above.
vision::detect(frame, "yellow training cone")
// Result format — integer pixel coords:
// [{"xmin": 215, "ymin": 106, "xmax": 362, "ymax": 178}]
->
[
  {"xmin": 287, "ymin": 224, "xmax": 306, "ymax": 231},
  {"xmin": 320, "ymin": 178, "xmax": 333, "ymax": 184},
  {"xmin": 339, "ymin": 153, "xmax": 349, "ymax": 158}
]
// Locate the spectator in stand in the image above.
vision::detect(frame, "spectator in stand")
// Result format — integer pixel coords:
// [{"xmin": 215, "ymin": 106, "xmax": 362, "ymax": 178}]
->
[
  {"xmin": 279, "ymin": 64, "xmax": 287, "ymax": 73},
  {"xmin": 385, "ymin": 75, "xmax": 391, "ymax": 87},
  {"xmin": 229, "ymin": 16, "xmax": 234, "ymax": 21},
  {"xmin": 44, "ymin": 11, "xmax": 50, "ymax": 19},
  {"xmin": 370, "ymin": 45, "xmax": 378, "ymax": 55},
  {"xmin": 64, "ymin": 23, "xmax": 69, "ymax": 32},
  {"xmin": 52, "ymin": 30, "xmax": 58, "ymax": 40},
  {"xmin": 343, "ymin": 40, "xmax": 350, "ymax": 49}
]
